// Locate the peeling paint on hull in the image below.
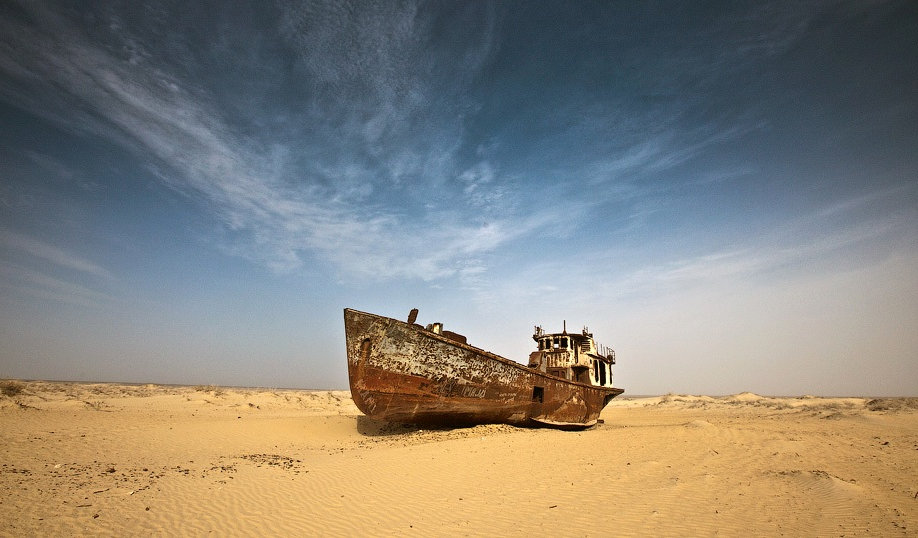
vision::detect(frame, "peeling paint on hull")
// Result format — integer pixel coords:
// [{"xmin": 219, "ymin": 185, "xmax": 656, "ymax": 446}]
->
[{"xmin": 345, "ymin": 308, "xmax": 624, "ymax": 428}]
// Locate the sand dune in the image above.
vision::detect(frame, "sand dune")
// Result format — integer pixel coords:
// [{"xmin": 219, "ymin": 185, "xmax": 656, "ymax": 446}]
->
[{"xmin": 2, "ymin": 380, "xmax": 916, "ymax": 536}]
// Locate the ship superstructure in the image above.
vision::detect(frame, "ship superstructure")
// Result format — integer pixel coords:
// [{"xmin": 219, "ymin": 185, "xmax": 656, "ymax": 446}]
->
[{"xmin": 528, "ymin": 323, "xmax": 616, "ymax": 388}]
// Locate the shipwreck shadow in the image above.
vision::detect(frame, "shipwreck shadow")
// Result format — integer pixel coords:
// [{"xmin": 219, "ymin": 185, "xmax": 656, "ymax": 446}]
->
[
  {"xmin": 355, "ymin": 415, "xmax": 474, "ymax": 437},
  {"xmin": 356, "ymin": 416, "xmax": 424, "ymax": 436}
]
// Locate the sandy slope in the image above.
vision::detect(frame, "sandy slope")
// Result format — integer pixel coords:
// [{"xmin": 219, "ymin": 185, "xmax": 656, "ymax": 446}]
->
[{"xmin": 1, "ymin": 381, "xmax": 916, "ymax": 536}]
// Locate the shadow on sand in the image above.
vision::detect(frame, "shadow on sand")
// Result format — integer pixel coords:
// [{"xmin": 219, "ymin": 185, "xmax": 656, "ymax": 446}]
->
[
  {"xmin": 355, "ymin": 415, "xmax": 421, "ymax": 436},
  {"xmin": 355, "ymin": 415, "xmax": 478, "ymax": 437}
]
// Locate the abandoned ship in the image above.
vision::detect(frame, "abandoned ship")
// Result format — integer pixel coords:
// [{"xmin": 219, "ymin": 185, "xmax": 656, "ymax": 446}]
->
[{"xmin": 344, "ymin": 308, "xmax": 623, "ymax": 428}]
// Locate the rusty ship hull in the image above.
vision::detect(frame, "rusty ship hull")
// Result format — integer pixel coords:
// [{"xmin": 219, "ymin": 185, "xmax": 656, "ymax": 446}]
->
[{"xmin": 344, "ymin": 308, "xmax": 624, "ymax": 428}]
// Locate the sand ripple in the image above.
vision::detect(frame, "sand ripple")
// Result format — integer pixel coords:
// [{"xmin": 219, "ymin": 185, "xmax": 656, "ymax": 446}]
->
[{"xmin": 2, "ymin": 381, "xmax": 916, "ymax": 535}]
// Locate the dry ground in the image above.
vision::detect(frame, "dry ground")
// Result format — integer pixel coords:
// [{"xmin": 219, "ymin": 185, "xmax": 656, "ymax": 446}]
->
[{"xmin": 1, "ymin": 380, "xmax": 916, "ymax": 536}]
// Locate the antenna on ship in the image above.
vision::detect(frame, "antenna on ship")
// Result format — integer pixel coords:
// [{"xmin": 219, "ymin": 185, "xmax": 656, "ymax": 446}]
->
[{"xmin": 563, "ymin": 320, "xmax": 567, "ymax": 334}]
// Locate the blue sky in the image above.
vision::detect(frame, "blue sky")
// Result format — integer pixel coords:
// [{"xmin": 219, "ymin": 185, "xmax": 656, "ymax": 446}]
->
[{"xmin": 1, "ymin": 1, "xmax": 916, "ymax": 395}]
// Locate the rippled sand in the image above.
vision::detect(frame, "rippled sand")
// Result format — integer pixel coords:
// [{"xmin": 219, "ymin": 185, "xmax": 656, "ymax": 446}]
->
[{"xmin": 1, "ymin": 380, "xmax": 916, "ymax": 536}]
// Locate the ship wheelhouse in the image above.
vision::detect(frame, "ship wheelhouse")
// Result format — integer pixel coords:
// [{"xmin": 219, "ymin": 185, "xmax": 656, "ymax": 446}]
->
[{"xmin": 527, "ymin": 324, "xmax": 616, "ymax": 387}]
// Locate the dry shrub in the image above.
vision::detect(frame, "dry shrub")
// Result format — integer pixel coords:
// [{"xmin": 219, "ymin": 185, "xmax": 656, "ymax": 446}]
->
[
  {"xmin": 763, "ymin": 400, "xmax": 792, "ymax": 410},
  {"xmin": 194, "ymin": 385, "xmax": 225, "ymax": 397},
  {"xmin": 1, "ymin": 380, "xmax": 26, "ymax": 398},
  {"xmin": 866, "ymin": 398, "xmax": 918, "ymax": 412}
]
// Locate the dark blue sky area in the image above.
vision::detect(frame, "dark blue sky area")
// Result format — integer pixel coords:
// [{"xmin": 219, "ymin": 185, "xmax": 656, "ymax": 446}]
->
[{"xmin": 1, "ymin": 1, "xmax": 916, "ymax": 394}]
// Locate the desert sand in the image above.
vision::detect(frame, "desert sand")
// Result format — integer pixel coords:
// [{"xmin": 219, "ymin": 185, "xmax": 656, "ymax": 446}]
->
[{"xmin": 1, "ymin": 380, "xmax": 916, "ymax": 536}]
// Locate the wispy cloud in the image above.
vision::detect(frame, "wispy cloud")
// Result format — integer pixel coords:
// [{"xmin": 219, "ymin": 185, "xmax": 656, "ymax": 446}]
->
[
  {"xmin": 713, "ymin": 0, "xmax": 820, "ymax": 59},
  {"xmin": 465, "ymin": 189, "xmax": 916, "ymax": 315},
  {"xmin": 815, "ymin": 185, "xmax": 911, "ymax": 219},
  {"xmin": 0, "ymin": 260, "xmax": 110, "ymax": 308},
  {"xmin": 624, "ymin": 249, "xmax": 764, "ymax": 289},
  {"xmin": 0, "ymin": 229, "xmax": 114, "ymax": 308},
  {"xmin": 628, "ymin": 204, "xmax": 912, "ymax": 299},
  {"xmin": 0, "ymin": 1, "xmax": 530, "ymax": 281},
  {"xmin": 0, "ymin": 229, "xmax": 112, "ymax": 279}
]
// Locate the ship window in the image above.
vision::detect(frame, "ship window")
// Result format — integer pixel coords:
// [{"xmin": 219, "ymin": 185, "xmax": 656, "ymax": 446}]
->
[
  {"xmin": 599, "ymin": 362, "xmax": 607, "ymax": 386},
  {"xmin": 532, "ymin": 386, "xmax": 544, "ymax": 403}
]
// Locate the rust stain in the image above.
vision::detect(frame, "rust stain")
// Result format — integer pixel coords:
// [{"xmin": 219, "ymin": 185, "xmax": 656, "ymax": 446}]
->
[{"xmin": 344, "ymin": 308, "xmax": 623, "ymax": 428}]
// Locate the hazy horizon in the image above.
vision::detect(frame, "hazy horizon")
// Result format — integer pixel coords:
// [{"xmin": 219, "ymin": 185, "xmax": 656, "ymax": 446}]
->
[
  {"xmin": 2, "ymin": 1, "xmax": 916, "ymax": 396},
  {"xmin": 4, "ymin": 379, "xmax": 912, "ymax": 400}
]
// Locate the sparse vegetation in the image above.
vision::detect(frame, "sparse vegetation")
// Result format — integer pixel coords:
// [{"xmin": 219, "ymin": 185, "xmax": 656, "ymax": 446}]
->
[
  {"xmin": 866, "ymin": 398, "xmax": 918, "ymax": 412},
  {"xmin": 83, "ymin": 400, "xmax": 108, "ymax": 411},
  {"xmin": 1, "ymin": 380, "xmax": 26, "ymax": 398},
  {"xmin": 193, "ymin": 385, "xmax": 226, "ymax": 397}
]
